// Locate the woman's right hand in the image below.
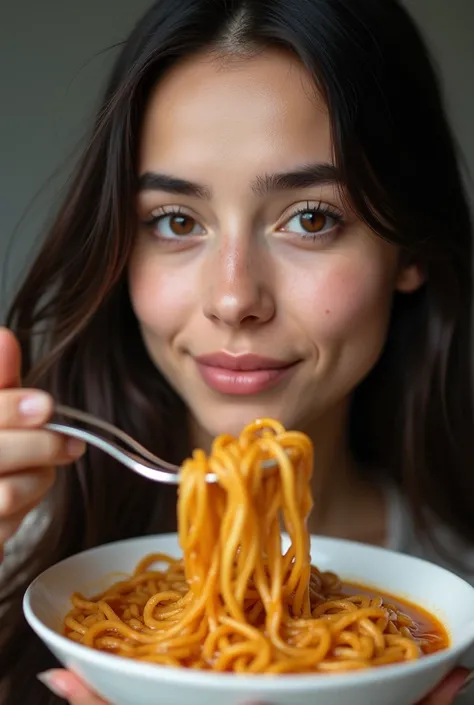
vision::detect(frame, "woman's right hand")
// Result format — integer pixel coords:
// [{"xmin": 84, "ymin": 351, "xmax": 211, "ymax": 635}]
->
[{"xmin": 0, "ymin": 327, "xmax": 85, "ymax": 558}]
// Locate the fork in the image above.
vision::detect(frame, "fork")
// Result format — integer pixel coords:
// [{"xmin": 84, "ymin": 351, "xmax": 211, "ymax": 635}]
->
[
  {"xmin": 44, "ymin": 405, "xmax": 204, "ymax": 485},
  {"xmin": 45, "ymin": 405, "xmax": 276, "ymax": 485}
]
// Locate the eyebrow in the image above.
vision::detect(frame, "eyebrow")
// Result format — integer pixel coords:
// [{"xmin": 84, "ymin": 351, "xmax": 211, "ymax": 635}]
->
[
  {"xmin": 138, "ymin": 173, "xmax": 211, "ymax": 199},
  {"xmin": 138, "ymin": 163, "xmax": 341, "ymax": 200},
  {"xmin": 251, "ymin": 163, "xmax": 341, "ymax": 196}
]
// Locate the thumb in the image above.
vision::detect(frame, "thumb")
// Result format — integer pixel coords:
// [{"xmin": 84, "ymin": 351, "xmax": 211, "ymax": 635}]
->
[
  {"xmin": 0, "ymin": 328, "xmax": 21, "ymax": 388},
  {"xmin": 37, "ymin": 670, "xmax": 110, "ymax": 704}
]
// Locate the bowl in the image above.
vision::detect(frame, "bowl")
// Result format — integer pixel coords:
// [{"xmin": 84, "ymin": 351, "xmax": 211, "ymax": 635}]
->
[{"xmin": 24, "ymin": 534, "xmax": 474, "ymax": 705}]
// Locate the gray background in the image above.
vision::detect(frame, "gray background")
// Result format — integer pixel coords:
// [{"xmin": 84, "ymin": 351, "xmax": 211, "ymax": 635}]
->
[{"xmin": 0, "ymin": 0, "xmax": 473, "ymax": 319}]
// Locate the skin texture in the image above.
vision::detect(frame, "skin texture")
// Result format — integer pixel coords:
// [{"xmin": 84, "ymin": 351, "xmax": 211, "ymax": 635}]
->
[
  {"xmin": 131, "ymin": 50, "xmax": 422, "ymax": 448},
  {"xmin": 130, "ymin": 48, "xmax": 423, "ymax": 543}
]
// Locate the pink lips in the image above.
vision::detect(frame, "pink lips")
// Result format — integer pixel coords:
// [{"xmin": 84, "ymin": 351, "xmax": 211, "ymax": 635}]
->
[{"xmin": 194, "ymin": 352, "xmax": 298, "ymax": 395}]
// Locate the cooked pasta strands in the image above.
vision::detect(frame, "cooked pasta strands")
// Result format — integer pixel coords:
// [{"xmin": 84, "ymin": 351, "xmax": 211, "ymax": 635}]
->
[
  {"xmin": 65, "ymin": 420, "xmax": 448, "ymax": 671},
  {"xmin": 64, "ymin": 616, "xmax": 88, "ymax": 635},
  {"xmin": 316, "ymin": 660, "xmax": 370, "ymax": 672}
]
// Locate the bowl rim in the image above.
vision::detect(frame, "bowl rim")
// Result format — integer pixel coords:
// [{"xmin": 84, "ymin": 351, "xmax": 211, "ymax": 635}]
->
[{"xmin": 23, "ymin": 533, "xmax": 474, "ymax": 693}]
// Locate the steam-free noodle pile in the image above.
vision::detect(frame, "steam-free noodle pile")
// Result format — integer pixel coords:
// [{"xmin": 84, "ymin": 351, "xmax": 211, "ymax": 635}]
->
[{"xmin": 65, "ymin": 419, "xmax": 447, "ymax": 673}]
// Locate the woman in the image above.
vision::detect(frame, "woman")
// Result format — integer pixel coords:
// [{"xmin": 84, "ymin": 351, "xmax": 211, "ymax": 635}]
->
[{"xmin": 0, "ymin": 0, "xmax": 473, "ymax": 703}]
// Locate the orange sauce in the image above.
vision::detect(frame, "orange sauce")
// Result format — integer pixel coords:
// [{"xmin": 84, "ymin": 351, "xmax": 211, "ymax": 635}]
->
[{"xmin": 343, "ymin": 582, "xmax": 450, "ymax": 655}]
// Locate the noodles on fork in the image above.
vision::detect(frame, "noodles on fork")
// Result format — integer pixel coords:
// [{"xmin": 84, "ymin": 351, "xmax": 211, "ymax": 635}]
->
[{"xmin": 65, "ymin": 419, "xmax": 447, "ymax": 673}]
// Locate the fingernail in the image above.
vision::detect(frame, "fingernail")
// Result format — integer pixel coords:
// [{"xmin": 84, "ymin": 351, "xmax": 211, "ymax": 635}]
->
[
  {"xmin": 458, "ymin": 671, "xmax": 474, "ymax": 695},
  {"xmin": 19, "ymin": 394, "xmax": 50, "ymax": 417},
  {"xmin": 37, "ymin": 671, "xmax": 69, "ymax": 698},
  {"xmin": 67, "ymin": 438, "xmax": 87, "ymax": 458},
  {"xmin": 37, "ymin": 670, "xmax": 91, "ymax": 699}
]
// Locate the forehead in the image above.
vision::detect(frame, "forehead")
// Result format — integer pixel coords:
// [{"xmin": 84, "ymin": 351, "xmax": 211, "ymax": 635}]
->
[{"xmin": 139, "ymin": 49, "xmax": 333, "ymax": 177}]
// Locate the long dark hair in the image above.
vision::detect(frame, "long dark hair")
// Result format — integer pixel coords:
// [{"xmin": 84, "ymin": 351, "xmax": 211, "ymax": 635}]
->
[{"xmin": 1, "ymin": 0, "xmax": 472, "ymax": 702}]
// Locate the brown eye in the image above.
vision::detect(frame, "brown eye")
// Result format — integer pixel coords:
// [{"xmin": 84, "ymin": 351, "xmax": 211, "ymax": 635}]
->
[
  {"xmin": 299, "ymin": 212, "xmax": 327, "ymax": 233},
  {"xmin": 146, "ymin": 211, "xmax": 205, "ymax": 239},
  {"xmin": 279, "ymin": 207, "xmax": 342, "ymax": 240},
  {"xmin": 168, "ymin": 215, "xmax": 197, "ymax": 235}
]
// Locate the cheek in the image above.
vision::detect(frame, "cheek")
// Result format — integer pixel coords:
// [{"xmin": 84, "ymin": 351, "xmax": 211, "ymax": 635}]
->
[
  {"xmin": 297, "ymin": 258, "xmax": 396, "ymax": 340},
  {"xmin": 128, "ymin": 252, "xmax": 194, "ymax": 337}
]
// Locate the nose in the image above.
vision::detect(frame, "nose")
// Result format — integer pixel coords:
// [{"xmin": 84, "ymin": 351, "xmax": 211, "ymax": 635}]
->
[{"xmin": 203, "ymin": 239, "xmax": 275, "ymax": 328}]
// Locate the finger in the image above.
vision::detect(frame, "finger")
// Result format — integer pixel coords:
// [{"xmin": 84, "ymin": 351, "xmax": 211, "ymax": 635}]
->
[
  {"xmin": 37, "ymin": 670, "xmax": 110, "ymax": 704},
  {"xmin": 0, "ymin": 430, "xmax": 85, "ymax": 473},
  {"xmin": 421, "ymin": 668, "xmax": 470, "ymax": 704},
  {"xmin": 0, "ymin": 389, "xmax": 53, "ymax": 428},
  {"xmin": 0, "ymin": 328, "xmax": 21, "ymax": 388},
  {"xmin": 0, "ymin": 467, "xmax": 55, "ymax": 517}
]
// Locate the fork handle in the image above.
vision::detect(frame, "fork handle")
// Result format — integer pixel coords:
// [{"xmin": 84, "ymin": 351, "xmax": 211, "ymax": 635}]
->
[
  {"xmin": 45, "ymin": 422, "xmax": 182, "ymax": 485},
  {"xmin": 52, "ymin": 405, "xmax": 178, "ymax": 469}
]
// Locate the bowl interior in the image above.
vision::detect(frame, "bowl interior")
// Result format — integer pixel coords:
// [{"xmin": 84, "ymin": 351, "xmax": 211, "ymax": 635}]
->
[{"xmin": 26, "ymin": 533, "xmax": 474, "ymax": 649}]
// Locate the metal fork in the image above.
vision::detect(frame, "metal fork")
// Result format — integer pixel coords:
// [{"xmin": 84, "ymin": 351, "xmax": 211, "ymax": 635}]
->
[
  {"xmin": 44, "ymin": 405, "xmax": 204, "ymax": 485},
  {"xmin": 45, "ymin": 406, "xmax": 278, "ymax": 485}
]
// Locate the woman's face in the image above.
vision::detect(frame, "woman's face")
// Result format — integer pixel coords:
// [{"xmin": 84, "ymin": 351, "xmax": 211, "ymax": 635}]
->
[{"xmin": 130, "ymin": 49, "xmax": 422, "ymax": 440}]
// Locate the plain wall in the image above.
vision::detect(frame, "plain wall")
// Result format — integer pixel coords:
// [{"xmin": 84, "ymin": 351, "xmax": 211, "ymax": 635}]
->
[
  {"xmin": 0, "ymin": 0, "xmax": 473, "ymax": 318},
  {"xmin": 0, "ymin": 0, "xmax": 152, "ymax": 316}
]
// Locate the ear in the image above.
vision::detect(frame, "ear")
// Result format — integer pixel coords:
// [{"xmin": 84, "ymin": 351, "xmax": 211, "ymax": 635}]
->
[{"xmin": 395, "ymin": 261, "xmax": 426, "ymax": 294}]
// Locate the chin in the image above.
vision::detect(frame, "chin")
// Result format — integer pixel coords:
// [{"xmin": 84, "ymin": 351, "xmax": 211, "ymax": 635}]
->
[{"xmin": 190, "ymin": 399, "xmax": 301, "ymax": 441}]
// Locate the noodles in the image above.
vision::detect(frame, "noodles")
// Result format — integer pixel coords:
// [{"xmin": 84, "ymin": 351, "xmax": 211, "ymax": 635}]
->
[{"xmin": 64, "ymin": 419, "xmax": 448, "ymax": 673}]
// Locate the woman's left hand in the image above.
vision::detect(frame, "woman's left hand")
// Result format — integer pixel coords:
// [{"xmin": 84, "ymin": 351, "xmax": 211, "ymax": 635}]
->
[{"xmin": 38, "ymin": 667, "xmax": 471, "ymax": 705}]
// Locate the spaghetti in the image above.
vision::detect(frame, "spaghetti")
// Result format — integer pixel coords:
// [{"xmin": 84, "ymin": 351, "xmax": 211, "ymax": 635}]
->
[{"xmin": 65, "ymin": 419, "xmax": 448, "ymax": 673}]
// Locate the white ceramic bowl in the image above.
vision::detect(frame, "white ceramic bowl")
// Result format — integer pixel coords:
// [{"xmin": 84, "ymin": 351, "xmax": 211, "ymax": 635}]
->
[{"xmin": 24, "ymin": 534, "xmax": 474, "ymax": 705}]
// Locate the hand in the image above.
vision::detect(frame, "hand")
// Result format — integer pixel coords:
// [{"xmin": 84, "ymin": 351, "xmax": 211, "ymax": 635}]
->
[
  {"xmin": 0, "ymin": 328, "xmax": 85, "ymax": 560},
  {"xmin": 37, "ymin": 670, "xmax": 109, "ymax": 704},
  {"xmin": 37, "ymin": 667, "xmax": 471, "ymax": 704}
]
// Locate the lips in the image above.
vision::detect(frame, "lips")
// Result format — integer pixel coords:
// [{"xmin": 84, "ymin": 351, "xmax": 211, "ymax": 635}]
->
[{"xmin": 194, "ymin": 352, "xmax": 298, "ymax": 395}]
